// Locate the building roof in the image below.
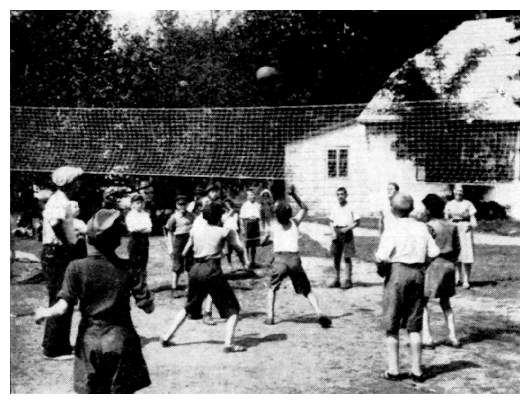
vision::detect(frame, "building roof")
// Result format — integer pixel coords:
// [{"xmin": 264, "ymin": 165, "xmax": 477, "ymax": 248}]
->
[{"xmin": 358, "ymin": 17, "xmax": 520, "ymax": 123}]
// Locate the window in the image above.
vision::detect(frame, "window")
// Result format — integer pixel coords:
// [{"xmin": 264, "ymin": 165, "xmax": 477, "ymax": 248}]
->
[{"xmin": 328, "ymin": 148, "xmax": 348, "ymax": 178}]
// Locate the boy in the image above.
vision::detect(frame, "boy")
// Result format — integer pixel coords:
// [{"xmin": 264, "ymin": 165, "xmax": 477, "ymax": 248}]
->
[
  {"xmin": 240, "ymin": 188, "xmax": 261, "ymax": 269},
  {"xmin": 262, "ymin": 185, "xmax": 332, "ymax": 328},
  {"xmin": 160, "ymin": 203, "xmax": 248, "ymax": 353},
  {"xmin": 126, "ymin": 194, "xmax": 152, "ymax": 287},
  {"xmin": 378, "ymin": 182, "xmax": 400, "ymax": 235},
  {"xmin": 329, "ymin": 187, "xmax": 360, "ymax": 289},
  {"xmin": 222, "ymin": 198, "xmax": 244, "ymax": 271},
  {"xmin": 34, "ymin": 208, "xmax": 154, "ymax": 393},
  {"xmin": 375, "ymin": 193, "xmax": 440, "ymax": 382},
  {"xmin": 70, "ymin": 200, "xmax": 88, "ymax": 259},
  {"xmin": 165, "ymin": 195, "xmax": 194, "ymax": 298}
]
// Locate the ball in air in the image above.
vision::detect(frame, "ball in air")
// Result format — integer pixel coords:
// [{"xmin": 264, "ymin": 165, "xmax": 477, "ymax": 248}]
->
[{"xmin": 256, "ymin": 66, "xmax": 279, "ymax": 80}]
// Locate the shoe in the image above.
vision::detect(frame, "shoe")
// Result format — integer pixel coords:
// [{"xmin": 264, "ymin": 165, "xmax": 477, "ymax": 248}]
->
[
  {"xmin": 43, "ymin": 353, "xmax": 74, "ymax": 361},
  {"xmin": 408, "ymin": 372, "xmax": 426, "ymax": 383},
  {"xmin": 160, "ymin": 339, "xmax": 172, "ymax": 348},
  {"xmin": 202, "ymin": 314, "xmax": 217, "ymax": 326},
  {"xmin": 448, "ymin": 338, "xmax": 462, "ymax": 348},
  {"xmin": 327, "ymin": 279, "xmax": 340, "ymax": 288},
  {"xmin": 223, "ymin": 345, "xmax": 247, "ymax": 353},
  {"xmin": 462, "ymin": 282, "xmax": 471, "ymax": 289},
  {"xmin": 341, "ymin": 280, "xmax": 353, "ymax": 289},
  {"xmin": 264, "ymin": 318, "xmax": 275, "ymax": 325},
  {"xmin": 318, "ymin": 315, "xmax": 332, "ymax": 328},
  {"xmin": 383, "ymin": 371, "xmax": 404, "ymax": 381}
]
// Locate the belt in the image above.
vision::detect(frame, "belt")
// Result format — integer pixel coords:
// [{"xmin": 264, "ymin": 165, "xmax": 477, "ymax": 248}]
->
[
  {"xmin": 194, "ymin": 257, "xmax": 222, "ymax": 263},
  {"xmin": 452, "ymin": 218, "xmax": 470, "ymax": 223}
]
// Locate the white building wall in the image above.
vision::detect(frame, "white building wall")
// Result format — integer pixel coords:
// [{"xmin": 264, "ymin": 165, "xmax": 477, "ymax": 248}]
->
[{"xmin": 285, "ymin": 123, "xmax": 519, "ymax": 220}]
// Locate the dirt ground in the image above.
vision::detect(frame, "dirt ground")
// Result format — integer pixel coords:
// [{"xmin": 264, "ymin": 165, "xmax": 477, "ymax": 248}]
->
[{"xmin": 10, "ymin": 232, "xmax": 520, "ymax": 394}]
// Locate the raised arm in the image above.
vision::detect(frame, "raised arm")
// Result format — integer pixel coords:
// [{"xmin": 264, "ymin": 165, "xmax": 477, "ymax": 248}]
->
[{"xmin": 289, "ymin": 185, "xmax": 308, "ymax": 225}]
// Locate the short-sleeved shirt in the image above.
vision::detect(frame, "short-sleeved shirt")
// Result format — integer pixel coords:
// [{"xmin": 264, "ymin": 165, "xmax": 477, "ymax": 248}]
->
[
  {"xmin": 444, "ymin": 199, "xmax": 477, "ymax": 221},
  {"xmin": 222, "ymin": 212, "xmax": 239, "ymax": 232},
  {"xmin": 125, "ymin": 210, "xmax": 152, "ymax": 233},
  {"xmin": 165, "ymin": 211, "xmax": 194, "ymax": 235},
  {"xmin": 57, "ymin": 251, "xmax": 153, "ymax": 323},
  {"xmin": 375, "ymin": 217, "xmax": 440, "ymax": 264},
  {"xmin": 42, "ymin": 190, "xmax": 76, "ymax": 245},
  {"xmin": 330, "ymin": 202, "xmax": 360, "ymax": 227},
  {"xmin": 240, "ymin": 201, "xmax": 261, "ymax": 219},
  {"xmin": 189, "ymin": 224, "xmax": 240, "ymax": 259},
  {"xmin": 380, "ymin": 203, "xmax": 397, "ymax": 232},
  {"xmin": 270, "ymin": 219, "xmax": 300, "ymax": 253}
]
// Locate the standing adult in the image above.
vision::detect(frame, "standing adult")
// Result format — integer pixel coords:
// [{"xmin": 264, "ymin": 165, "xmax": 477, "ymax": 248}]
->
[
  {"xmin": 41, "ymin": 166, "xmax": 83, "ymax": 359},
  {"xmin": 444, "ymin": 184, "xmax": 477, "ymax": 289},
  {"xmin": 378, "ymin": 182, "xmax": 400, "ymax": 235}
]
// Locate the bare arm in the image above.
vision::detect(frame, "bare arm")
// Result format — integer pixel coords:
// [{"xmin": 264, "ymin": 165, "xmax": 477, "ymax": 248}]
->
[
  {"xmin": 289, "ymin": 185, "xmax": 308, "ymax": 225},
  {"xmin": 34, "ymin": 299, "xmax": 69, "ymax": 324},
  {"xmin": 227, "ymin": 229, "xmax": 249, "ymax": 268},
  {"xmin": 182, "ymin": 235, "xmax": 193, "ymax": 257}
]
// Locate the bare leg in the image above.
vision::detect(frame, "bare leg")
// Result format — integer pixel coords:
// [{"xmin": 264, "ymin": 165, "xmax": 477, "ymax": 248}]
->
[
  {"xmin": 455, "ymin": 263, "xmax": 462, "ymax": 285},
  {"xmin": 161, "ymin": 308, "xmax": 187, "ymax": 344},
  {"xmin": 306, "ymin": 291, "xmax": 322, "ymax": 317},
  {"xmin": 386, "ymin": 334, "xmax": 400, "ymax": 375},
  {"xmin": 409, "ymin": 332, "xmax": 423, "ymax": 376},
  {"xmin": 223, "ymin": 314, "xmax": 246, "ymax": 352},
  {"xmin": 171, "ymin": 272, "xmax": 179, "ymax": 290},
  {"xmin": 202, "ymin": 295, "xmax": 216, "ymax": 325},
  {"xmin": 329, "ymin": 253, "xmax": 341, "ymax": 287},
  {"xmin": 440, "ymin": 298, "xmax": 459, "ymax": 345},
  {"xmin": 265, "ymin": 289, "xmax": 276, "ymax": 323},
  {"xmin": 422, "ymin": 300, "xmax": 434, "ymax": 346},
  {"xmin": 462, "ymin": 264, "xmax": 472, "ymax": 289}
]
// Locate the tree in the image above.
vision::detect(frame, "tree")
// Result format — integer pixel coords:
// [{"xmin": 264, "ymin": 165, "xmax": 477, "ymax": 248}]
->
[{"xmin": 11, "ymin": 10, "xmax": 116, "ymax": 107}]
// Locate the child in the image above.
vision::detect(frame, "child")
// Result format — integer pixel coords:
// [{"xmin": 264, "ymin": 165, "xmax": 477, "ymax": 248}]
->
[
  {"xmin": 70, "ymin": 201, "xmax": 88, "ymax": 259},
  {"xmin": 375, "ymin": 193, "xmax": 440, "ymax": 382},
  {"xmin": 329, "ymin": 187, "xmax": 360, "ymax": 289},
  {"xmin": 378, "ymin": 182, "xmax": 400, "ymax": 235},
  {"xmin": 260, "ymin": 189, "xmax": 274, "ymax": 233},
  {"xmin": 239, "ymin": 188, "xmax": 261, "ymax": 269},
  {"xmin": 126, "ymin": 194, "xmax": 152, "ymax": 286},
  {"xmin": 222, "ymin": 199, "xmax": 244, "ymax": 271},
  {"xmin": 164, "ymin": 195, "xmax": 194, "ymax": 298},
  {"xmin": 262, "ymin": 185, "xmax": 332, "ymax": 328},
  {"xmin": 422, "ymin": 194, "xmax": 461, "ymax": 348},
  {"xmin": 34, "ymin": 208, "xmax": 155, "ymax": 393},
  {"xmin": 160, "ymin": 203, "xmax": 248, "ymax": 353}
]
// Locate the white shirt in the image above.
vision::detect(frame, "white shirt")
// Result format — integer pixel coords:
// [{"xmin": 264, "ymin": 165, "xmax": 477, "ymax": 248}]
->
[
  {"xmin": 125, "ymin": 210, "xmax": 152, "ymax": 233},
  {"xmin": 380, "ymin": 203, "xmax": 397, "ymax": 232},
  {"xmin": 330, "ymin": 202, "xmax": 359, "ymax": 227},
  {"xmin": 191, "ymin": 213, "xmax": 208, "ymax": 231},
  {"xmin": 270, "ymin": 219, "xmax": 300, "ymax": 253},
  {"xmin": 190, "ymin": 225, "xmax": 241, "ymax": 259},
  {"xmin": 222, "ymin": 211, "xmax": 239, "ymax": 232},
  {"xmin": 444, "ymin": 199, "xmax": 477, "ymax": 220},
  {"xmin": 240, "ymin": 201, "xmax": 261, "ymax": 219},
  {"xmin": 42, "ymin": 190, "xmax": 76, "ymax": 245},
  {"xmin": 375, "ymin": 217, "xmax": 440, "ymax": 264}
]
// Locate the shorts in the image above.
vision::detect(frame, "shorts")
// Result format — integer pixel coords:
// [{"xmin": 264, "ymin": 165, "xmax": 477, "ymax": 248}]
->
[
  {"xmin": 382, "ymin": 263, "xmax": 425, "ymax": 336},
  {"xmin": 242, "ymin": 218, "xmax": 260, "ymax": 248},
  {"xmin": 185, "ymin": 259, "xmax": 240, "ymax": 319},
  {"xmin": 330, "ymin": 229, "xmax": 355, "ymax": 259},
  {"xmin": 170, "ymin": 233, "xmax": 193, "ymax": 274},
  {"xmin": 269, "ymin": 252, "xmax": 311, "ymax": 297}
]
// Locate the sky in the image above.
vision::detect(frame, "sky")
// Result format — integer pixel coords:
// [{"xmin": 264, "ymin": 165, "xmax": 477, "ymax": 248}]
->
[{"xmin": 108, "ymin": 10, "xmax": 238, "ymax": 35}]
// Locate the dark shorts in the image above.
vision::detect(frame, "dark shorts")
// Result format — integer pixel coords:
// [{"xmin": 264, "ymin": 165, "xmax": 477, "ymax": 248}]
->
[
  {"xmin": 185, "ymin": 259, "xmax": 240, "ymax": 319},
  {"xmin": 382, "ymin": 263, "xmax": 425, "ymax": 336},
  {"xmin": 269, "ymin": 252, "xmax": 312, "ymax": 297},
  {"xmin": 242, "ymin": 218, "xmax": 260, "ymax": 248},
  {"xmin": 424, "ymin": 257, "xmax": 456, "ymax": 299},
  {"xmin": 170, "ymin": 233, "xmax": 193, "ymax": 274},
  {"xmin": 74, "ymin": 320, "xmax": 150, "ymax": 394},
  {"xmin": 330, "ymin": 229, "xmax": 355, "ymax": 259}
]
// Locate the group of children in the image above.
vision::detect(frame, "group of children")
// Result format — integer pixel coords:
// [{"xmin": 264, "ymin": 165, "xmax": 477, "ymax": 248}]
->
[{"xmin": 34, "ymin": 168, "xmax": 476, "ymax": 392}]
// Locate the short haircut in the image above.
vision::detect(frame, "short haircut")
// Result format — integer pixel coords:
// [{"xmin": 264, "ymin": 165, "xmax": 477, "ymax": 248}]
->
[
  {"xmin": 388, "ymin": 182, "xmax": 400, "ymax": 192},
  {"xmin": 131, "ymin": 194, "xmax": 145, "ymax": 203},
  {"xmin": 391, "ymin": 193, "xmax": 414, "ymax": 218},
  {"xmin": 422, "ymin": 193, "xmax": 445, "ymax": 219},
  {"xmin": 274, "ymin": 201, "xmax": 293, "ymax": 225},
  {"xmin": 202, "ymin": 202, "xmax": 224, "ymax": 225},
  {"xmin": 336, "ymin": 187, "xmax": 347, "ymax": 194}
]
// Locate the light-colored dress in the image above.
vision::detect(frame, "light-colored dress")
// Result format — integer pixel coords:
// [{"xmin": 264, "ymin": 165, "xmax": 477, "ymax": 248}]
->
[{"xmin": 444, "ymin": 199, "xmax": 477, "ymax": 264}]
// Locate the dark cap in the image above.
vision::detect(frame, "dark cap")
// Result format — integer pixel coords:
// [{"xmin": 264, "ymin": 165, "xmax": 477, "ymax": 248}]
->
[
  {"xmin": 176, "ymin": 194, "xmax": 188, "ymax": 204},
  {"xmin": 130, "ymin": 193, "xmax": 145, "ymax": 203},
  {"xmin": 206, "ymin": 183, "xmax": 220, "ymax": 193},
  {"xmin": 86, "ymin": 209, "xmax": 121, "ymax": 243}
]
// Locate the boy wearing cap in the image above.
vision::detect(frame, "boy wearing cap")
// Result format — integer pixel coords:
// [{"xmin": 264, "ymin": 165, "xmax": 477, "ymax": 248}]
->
[
  {"xmin": 34, "ymin": 208, "xmax": 155, "ymax": 393},
  {"xmin": 375, "ymin": 193, "xmax": 440, "ymax": 382},
  {"xmin": 240, "ymin": 188, "xmax": 261, "ymax": 269},
  {"xmin": 126, "ymin": 194, "xmax": 152, "ymax": 287},
  {"xmin": 165, "ymin": 195, "xmax": 195, "ymax": 298},
  {"xmin": 329, "ymin": 187, "xmax": 360, "ymax": 289},
  {"xmin": 41, "ymin": 166, "xmax": 83, "ymax": 359},
  {"xmin": 160, "ymin": 203, "xmax": 248, "ymax": 353}
]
